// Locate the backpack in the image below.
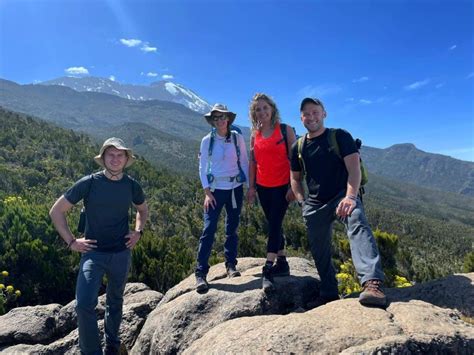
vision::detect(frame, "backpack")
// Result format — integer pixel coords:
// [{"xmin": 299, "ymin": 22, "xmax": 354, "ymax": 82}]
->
[
  {"xmin": 206, "ymin": 128, "xmax": 246, "ymax": 186},
  {"xmin": 296, "ymin": 128, "xmax": 368, "ymax": 192}
]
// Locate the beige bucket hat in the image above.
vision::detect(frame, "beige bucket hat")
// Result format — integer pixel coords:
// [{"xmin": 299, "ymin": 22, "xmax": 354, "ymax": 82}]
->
[
  {"xmin": 94, "ymin": 137, "xmax": 136, "ymax": 168},
  {"xmin": 204, "ymin": 103, "xmax": 237, "ymax": 126}
]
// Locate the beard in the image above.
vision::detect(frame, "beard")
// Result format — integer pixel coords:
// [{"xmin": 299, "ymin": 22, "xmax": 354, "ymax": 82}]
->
[{"xmin": 303, "ymin": 121, "xmax": 323, "ymax": 133}]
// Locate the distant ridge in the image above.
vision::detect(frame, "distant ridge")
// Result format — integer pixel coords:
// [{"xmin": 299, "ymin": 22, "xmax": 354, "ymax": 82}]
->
[
  {"xmin": 361, "ymin": 143, "xmax": 474, "ymax": 197},
  {"xmin": 39, "ymin": 76, "xmax": 213, "ymax": 114},
  {"xmin": 0, "ymin": 77, "xmax": 472, "ymax": 197}
]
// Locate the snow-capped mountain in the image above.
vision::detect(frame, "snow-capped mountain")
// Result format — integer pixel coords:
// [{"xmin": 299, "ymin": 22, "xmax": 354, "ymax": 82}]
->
[{"xmin": 38, "ymin": 76, "xmax": 213, "ymax": 114}]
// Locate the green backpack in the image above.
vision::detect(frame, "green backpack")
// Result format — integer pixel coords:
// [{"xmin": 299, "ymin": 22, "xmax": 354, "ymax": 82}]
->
[{"xmin": 296, "ymin": 128, "xmax": 368, "ymax": 190}]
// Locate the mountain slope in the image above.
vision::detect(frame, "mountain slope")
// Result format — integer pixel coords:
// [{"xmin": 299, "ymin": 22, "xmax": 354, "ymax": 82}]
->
[
  {"xmin": 361, "ymin": 144, "xmax": 474, "ymax": 197},
  {"xmin": 39, "ymin": 76, "xmax": 213, "ymax": 114}
]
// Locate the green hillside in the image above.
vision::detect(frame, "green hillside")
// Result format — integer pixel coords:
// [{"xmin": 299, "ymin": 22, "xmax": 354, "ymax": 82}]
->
[{"xmin": 0, "ymin": 106, "xmax": 473, "ymax": 313}]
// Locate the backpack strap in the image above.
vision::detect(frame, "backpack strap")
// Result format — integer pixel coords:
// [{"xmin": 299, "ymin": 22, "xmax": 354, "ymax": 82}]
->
[
  {"xmin": 206, "ymin": 129, "xmax": 217, "ymax": 181},
  {"xmin": 83, "ymin": 174, "xmax": 94, "ymax": 206},
  {"xmin": 280, "ymin": 123, "xmax": 289, "ymax": 157},
  {"xmin": 327, "ymin": 128, "xmax": 341, "ymax": 160},
  {"xmin": 231, "ymin": 130, "xmax": 243, "ymax": 174},
  {"xmin": 297, "ymin": 135, "xmax": 306, "ymax": 176}
]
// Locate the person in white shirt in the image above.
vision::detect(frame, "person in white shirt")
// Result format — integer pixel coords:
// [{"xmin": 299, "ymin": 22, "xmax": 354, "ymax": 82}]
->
[{"xmin": 195, "ymin": 103, "xmax": 249, "ymax": 292}]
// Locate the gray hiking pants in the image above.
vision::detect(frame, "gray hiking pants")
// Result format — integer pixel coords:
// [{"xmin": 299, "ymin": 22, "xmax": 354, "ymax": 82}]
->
[{"xmin": 302, "ymin": 192, "xmax": 384, "ymax": 299}]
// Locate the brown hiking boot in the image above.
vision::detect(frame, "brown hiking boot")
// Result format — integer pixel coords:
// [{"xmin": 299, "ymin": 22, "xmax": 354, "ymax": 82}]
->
[{"xmin": 359, "ymin": 279, "xmax": 387, "ymax": 307}]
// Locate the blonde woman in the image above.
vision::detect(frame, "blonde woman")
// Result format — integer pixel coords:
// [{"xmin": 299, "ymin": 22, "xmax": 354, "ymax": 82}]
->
[{"xmin": 247, "ymin": 93, "xmax": 296, "ymax": 292}]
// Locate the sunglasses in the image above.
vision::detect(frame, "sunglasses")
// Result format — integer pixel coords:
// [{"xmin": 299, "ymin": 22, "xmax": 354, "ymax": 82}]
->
[{"xmin": 212, "ymin": 114, "xmax": 228, "ymax": 122}]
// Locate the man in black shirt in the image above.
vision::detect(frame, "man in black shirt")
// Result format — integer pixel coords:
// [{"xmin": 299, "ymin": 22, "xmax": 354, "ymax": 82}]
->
[
  {"xmin": 50, "ymin": 137, "xmax": 148, "ymax": 354},
  {"xmin": 290, "ymin": 98, "xmax": 386, "ymax": 308}
]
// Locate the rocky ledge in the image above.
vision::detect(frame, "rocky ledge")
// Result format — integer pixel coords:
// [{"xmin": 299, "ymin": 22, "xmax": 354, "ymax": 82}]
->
[{"xmin": 0, "ymin": 257, "xmax": 472, "ymax": 354}]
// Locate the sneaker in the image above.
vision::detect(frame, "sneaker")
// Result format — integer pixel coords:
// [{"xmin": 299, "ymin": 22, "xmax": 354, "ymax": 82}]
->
[
  {"xmin": 271, "ymin": 259, "xmax": 290, "ymax": 277},
  {"xmin": 307, "ymin": 295, "xmax": 339, "ymax": 309},
  {"xmin": 359, "ymin": 279, "xmax": 387, "ymax": 307},
  {"xmin": 261, "ymin": 265, "xmax": 274, "ymax": 292},
  {"xmin": 225, "ymin": 262, "xmax": 241, "ymax": 278},
  {"xmin": 195, "ymin": 273, "xmax": 209, "ymax": 292}
]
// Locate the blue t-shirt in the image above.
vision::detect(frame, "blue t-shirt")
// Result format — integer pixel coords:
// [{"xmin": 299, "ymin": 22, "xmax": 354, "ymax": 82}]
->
[{"xmin": 64, "ymin": 172, "xmax": 146, "ymax": 252}]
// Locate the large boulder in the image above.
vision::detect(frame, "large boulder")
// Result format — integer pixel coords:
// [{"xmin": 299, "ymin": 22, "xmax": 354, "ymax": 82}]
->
[
  {"xmin": 0, "ymin": 283, "xmax": 163, "ymax": 354},
  {"xmin": 131, "ymin": 257, "xmax": 320, "ymax": 354},
  {"xmin": 0, "ymin": 304, "xmax": 62, "ymax": 345},
  {"xmin": 183, "ymin": 299, "xmax": 474, "ymax": 354}
]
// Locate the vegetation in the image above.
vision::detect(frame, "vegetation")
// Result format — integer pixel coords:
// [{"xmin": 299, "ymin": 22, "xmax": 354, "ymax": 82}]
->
[
  {"xmin": 0, "ymin": 107, "xmax": 473, "ymax": 314},
  {"xmin": 0, "ymin": 270, "xmax": 21, "ymax": 315}
]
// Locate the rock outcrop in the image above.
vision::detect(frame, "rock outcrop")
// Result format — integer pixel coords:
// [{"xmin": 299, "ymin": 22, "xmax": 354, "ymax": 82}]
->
[
  {"xmin": 1, "ymin": 258, "xmax": 473, "ymax": 354},
  {"xmin": 0, "ymin": 283, "xmax": 163, "ymax": 354}
]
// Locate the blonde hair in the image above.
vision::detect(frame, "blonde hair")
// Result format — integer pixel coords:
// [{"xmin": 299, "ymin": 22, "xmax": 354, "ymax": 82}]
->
[{"xmin": 249, "ymin": 93, "xmax": 281, "ymax": 131}]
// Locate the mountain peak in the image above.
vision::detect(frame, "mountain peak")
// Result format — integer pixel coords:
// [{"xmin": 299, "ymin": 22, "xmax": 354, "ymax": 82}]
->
[
  {"xmin": 388, "ymin": 143, "xmax": 417, "ymax": 150},
  {"xmin": 37, "ymin": 76, "xmax": 212, "ymax": 114}
]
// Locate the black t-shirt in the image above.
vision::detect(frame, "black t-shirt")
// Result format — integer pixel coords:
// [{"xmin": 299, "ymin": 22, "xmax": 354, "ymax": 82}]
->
[
  {"xmin": 290, "ymin": 128, "xmax": 358, "ymax": 204},
  {"xmin": 64, "ymin": 172, "xmax": 146, "ymax": 252}
]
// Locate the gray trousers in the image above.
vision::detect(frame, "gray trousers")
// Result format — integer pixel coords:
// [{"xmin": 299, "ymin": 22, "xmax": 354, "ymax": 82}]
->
[{"xmin": 303, "ymin": 192, "xmax": 384, "ymax": 299}]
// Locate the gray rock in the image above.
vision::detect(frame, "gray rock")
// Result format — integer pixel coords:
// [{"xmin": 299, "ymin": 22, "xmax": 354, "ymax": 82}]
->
[
  {"xmin": 385, "ymin": 273, "xmax": 474, "ymax": 316},
  {"xmin": 131, "ymin": 257, "xmax": 320, "ymax": 354},
  {"xmin": 184, "ymin": 299, "xmax": 474, "ymax": 354},
  {"xmin": 0, "ymin": 283, "xmax": 163, "ymax": 354},
  {"xmin": 0, "ymin": 304, "xmax": 61, "ymax": 346}
]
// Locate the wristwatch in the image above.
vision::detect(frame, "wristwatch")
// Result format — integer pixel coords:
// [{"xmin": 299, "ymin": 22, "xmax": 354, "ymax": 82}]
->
[{"xmin": 136, "ymin": 229, "xmax": 144, "ymax": 236}]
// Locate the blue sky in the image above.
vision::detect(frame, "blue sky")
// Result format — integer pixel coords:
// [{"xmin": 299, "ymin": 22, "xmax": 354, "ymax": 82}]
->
[{"xmin": 1, "ymin": 0, "xmax": 473, "ymax": 161}]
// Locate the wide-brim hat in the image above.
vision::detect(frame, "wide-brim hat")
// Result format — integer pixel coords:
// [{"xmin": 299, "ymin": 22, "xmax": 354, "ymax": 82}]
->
[
  {"xmin": 204, "ymin": 103, "xmax": 237, "ymax": 126},
  {"xmin": 94, "ymin": 137, "xmax": 136, "ymax": 168}
]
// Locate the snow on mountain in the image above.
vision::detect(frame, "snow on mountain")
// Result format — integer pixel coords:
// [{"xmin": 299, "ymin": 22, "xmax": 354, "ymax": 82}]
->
[{"xmin": 38, "ymin": 76, "xmax": 212, "ymax": 114}]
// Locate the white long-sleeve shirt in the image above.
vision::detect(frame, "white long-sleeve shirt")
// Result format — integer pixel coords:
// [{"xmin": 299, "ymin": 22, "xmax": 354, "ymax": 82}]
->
[{"xmin": 199, "ymin": 131, "xmax": 249, "ymax": 190}]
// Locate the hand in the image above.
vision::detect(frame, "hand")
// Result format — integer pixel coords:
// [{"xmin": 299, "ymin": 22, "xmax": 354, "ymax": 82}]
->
[
  {"xmin": 70, "ymin": 237, "xmax": 97, "ymax": 253},
  {"xmin": 203, "ymin": 192, "xmax": 216, "ymax": 213},
  {"xmin": 247, "ymin": 187, "xmax": 256, "ymax": 204},
  {"xmin": 125, "ymin": 231, "xmax": 141, "ymax": 249},
  {"xmin": 285, "ymin": 188, "xmax": 296, "ymax": 202},
  {"xmin": 336, "ymin": 197, "xmax": 356, "ymax": 218}
]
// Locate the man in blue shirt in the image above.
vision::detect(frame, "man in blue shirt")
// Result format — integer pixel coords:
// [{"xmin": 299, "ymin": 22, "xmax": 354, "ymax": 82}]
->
[{"xmin": 50, "ymin": 137, "xmax": 148, "ymax": 355}]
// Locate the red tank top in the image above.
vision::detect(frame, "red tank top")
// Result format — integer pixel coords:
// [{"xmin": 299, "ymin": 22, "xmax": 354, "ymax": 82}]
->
[{"xmin": 253, "ymin": 122, "xmax": 290, "ymax": 187}]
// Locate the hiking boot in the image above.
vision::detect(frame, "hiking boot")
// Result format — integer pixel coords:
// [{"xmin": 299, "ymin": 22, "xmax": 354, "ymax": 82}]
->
[
  {"xmin": 104, "ymin": 344, "xmax": 119, "ymax": 355},
  {"xmin": 225, "ymin": 262, "xmax": 241, "ymax": 278},
  {"xmin": 359, "ymin": 279, "xmax": 387, "ymax": 307},
  {"xmin": 195, "ymin": 273, "xmax": 209, "ymax": 292},
  {"xmin": 271, "ymin": 259, "xmax": 290, "ymax": 277},
  {"xmin": 261, "ymin": 265, "xmax": 274, "ymax": 292},
  {"xmin": 307, "ymin": 295, "xmax": 339, "ymax": 309}
]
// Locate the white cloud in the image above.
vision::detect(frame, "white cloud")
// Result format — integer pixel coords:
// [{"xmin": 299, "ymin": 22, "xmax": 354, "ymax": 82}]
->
[
  {"xmin": 467, "ymin": 72, "xmax": 474, "ymax": 79},
  {"xmin": 109, "ymin": 75, "xmax": 116, "ymax": 81},
  {"xmin": 404, "ymin": 79, "xmax": 430, "ymax": 90},
  {"xmin": 141, "ymin": 43, "xmax": 157, "ymax": 53},
  {"xmin": 449, "ymin": 44, "xmax": 457, "ymax": 51},
  {"xmin": 352, "ymin": 76, "xmax": 369, "ymax": 83},
  {"xmin": 359, "ymin": 99, "xmax": 372, "ymax": 105},
  {"xmin": 435, "ymin": 83, "xmax": 444, "ymax": 89},
  {"xmin": 162, "ymin": 74, "xmax": 174, "ymax": 80},
  {"xmin": 146, "ymin": 72, "xmax": 158, "ymax": 77},
  {"xmin": 346, "ymin": 97, "xmax": 354, "ymax": 102},
  {"xmin": 298, "ymin": 84, "xmax": 342, "ymax": 98},
  {"xmin": 120, "ymin": 38, "xmax": 142, "ymax": 47},
  {"xmin": 65, "ymin": 66, "xmax": 89, "ymax": 75}
]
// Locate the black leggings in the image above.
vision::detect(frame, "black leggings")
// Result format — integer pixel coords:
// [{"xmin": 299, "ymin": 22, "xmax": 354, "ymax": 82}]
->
[{"xmin": 257, "ymin": 183, "xmax": 289, "ymax": 254}]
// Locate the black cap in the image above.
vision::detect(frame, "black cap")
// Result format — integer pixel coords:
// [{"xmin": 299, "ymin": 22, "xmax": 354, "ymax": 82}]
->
[{"xmin": 300, "ymin": 97, "xmax": 325, "ymax": 112}]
